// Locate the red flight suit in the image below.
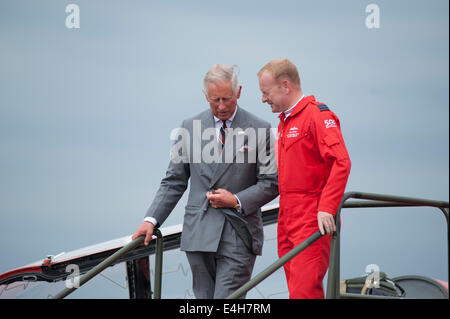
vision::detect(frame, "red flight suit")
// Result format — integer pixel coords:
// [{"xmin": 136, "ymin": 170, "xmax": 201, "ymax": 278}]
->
[{"xmin": 277, "ymin": 95, "xmax": 351, "ymax": 299}]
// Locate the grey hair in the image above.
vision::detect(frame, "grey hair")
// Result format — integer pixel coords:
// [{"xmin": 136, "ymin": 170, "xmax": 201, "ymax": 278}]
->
[{"xmin": 202, "ymin": 64, "xmax": 240, "ymax": 96}]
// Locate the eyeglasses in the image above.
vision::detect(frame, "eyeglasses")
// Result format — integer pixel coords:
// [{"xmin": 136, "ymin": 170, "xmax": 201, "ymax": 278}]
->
[{"xmin": 208, "ymin": 96, "xmax": 233, "ymax": 104}]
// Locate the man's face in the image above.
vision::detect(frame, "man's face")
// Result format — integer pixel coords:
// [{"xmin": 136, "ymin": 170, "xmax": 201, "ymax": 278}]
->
[
  {"xmin": 205, "ymin": 81, "xmax": 241, "ymax": 121},
  {"xmin": 258, "ymin": 71, "xmax": 287, "ymax": 113}
]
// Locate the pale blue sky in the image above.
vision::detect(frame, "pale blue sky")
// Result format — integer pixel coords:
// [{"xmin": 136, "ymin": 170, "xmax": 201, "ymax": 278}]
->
[{"xmin": 0, "ymin": 0, "xmax": 448, "ymax": 290}]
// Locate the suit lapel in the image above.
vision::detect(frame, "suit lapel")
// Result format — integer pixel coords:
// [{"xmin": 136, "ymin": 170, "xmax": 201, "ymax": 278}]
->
[{"xmin": 199, "ymin": 110, "xmax": 218, "ymax": 179}]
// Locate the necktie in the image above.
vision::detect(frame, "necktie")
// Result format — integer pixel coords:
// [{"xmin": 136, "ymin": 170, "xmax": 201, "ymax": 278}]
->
[{"xmin": 220, "ymin": 120, "xmax": 227, "ymax": 149}]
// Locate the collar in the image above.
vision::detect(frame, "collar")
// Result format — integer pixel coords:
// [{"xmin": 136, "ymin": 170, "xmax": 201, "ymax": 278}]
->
[
  {"xmin": 279, "ymin": 95, "xmax": 316, "ymax": 121},
  {"xmin": 283, "ymin": 94, "xmax": 305, "ymax": 118},
  {"xmin": 213, "ymin": 105, "xmax": 238, "ymax": 125}
]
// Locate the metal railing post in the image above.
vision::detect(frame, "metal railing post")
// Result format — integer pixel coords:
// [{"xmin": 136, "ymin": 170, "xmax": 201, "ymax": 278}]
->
[
  {"xmin": 153, "ymin": 228, "xmax": 163, "ymax": 299},
  {"xmin": 326, "ymin": 192, "xmax": 353, "ymax": 299}
]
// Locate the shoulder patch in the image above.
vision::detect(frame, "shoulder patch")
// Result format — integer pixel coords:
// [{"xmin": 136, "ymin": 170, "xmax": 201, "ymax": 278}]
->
[{"xmin": 316, "ymin": 104, "xmax": 330, "ymax": 112}]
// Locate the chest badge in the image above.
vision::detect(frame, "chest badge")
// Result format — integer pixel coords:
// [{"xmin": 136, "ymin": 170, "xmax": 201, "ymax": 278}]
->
[{"xmin": 286, "ymin": 126, "xmax": 300, "ymax": 138}]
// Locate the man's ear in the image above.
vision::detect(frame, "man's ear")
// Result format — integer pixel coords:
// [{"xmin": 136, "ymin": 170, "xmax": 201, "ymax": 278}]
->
[{"xmin": 281, "ymin": 79, "xmax": 290, "ymax": 94}]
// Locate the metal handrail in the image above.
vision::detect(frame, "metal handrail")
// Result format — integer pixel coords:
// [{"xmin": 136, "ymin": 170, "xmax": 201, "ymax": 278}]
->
[
  {"xmin": 49, "ymin": 192, "xmax": 449, "ymax": 299},
  {"xmin": 326, "ymin": 191, "xmax": 449, "ymax": 299},
  {"xmin": 53, "ymin": 229, "xmax": 164, "ymax": 299},
  {"xmin": 227, "ymin": 230, "xmax": 323, "ymax": 299},
  {"xmin": 226, "ymin": 191, "xmax": 449, "ymax": 299}
]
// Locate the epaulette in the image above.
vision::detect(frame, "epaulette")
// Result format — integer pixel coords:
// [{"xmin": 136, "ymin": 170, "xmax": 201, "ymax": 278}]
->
[{"xmin": 316, "ymin": 104, "xmax": 330, "ymax": 112}]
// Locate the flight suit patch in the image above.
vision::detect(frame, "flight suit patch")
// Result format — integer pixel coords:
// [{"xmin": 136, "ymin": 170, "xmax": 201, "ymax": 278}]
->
[{"xmin": 317, "ymin": 104, "xmax": 329, "ymax": 112}]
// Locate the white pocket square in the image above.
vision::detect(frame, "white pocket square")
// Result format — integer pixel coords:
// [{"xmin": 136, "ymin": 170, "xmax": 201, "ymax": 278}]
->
[{"xmin": 238, "ymin": 145, "xmax": 251, "ymax": 152}]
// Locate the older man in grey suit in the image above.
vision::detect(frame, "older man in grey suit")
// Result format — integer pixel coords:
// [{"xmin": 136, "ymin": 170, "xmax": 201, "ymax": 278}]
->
[{"xmin": 133, "ymin": 64, "xmax": 278, "ymax": 299}]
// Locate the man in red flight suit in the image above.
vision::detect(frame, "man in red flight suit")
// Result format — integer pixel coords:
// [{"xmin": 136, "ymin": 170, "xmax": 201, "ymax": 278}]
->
[{"xmin": 257, "ymin": 58, "xmax": 351, "ymax": 299}]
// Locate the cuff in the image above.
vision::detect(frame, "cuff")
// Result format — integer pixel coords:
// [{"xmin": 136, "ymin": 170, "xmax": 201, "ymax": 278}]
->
[
  {"xmin": 144, "ymin": 216, "xmax": 158, "ymax": 226},
  {"xmin": 234, "ymin": 195, "xmax": 244, "ymax": 214}
]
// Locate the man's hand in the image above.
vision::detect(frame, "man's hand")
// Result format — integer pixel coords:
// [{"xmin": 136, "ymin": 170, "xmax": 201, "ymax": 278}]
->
[
  {"xmin": 132, "ymin": 221, "xmax": 154, "ymax": 246},
  {"xmin": 317, "ymin": 211, "xmax": 336, "ymax": 235},
  {"xmin": 206, "ymin": 188, "xmax": 237, "ymax": 208}
]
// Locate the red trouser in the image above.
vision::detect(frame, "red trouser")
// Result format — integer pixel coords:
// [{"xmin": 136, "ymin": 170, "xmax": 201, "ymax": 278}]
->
[{"xmin": 278, "ymin": 193, "xmax": 331, "ymax": 299}]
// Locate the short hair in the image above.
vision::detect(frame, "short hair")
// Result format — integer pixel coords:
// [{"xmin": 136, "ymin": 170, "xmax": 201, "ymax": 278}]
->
[
  {"xmin": 202, "ymin": 64, "xmax": 240, "ymax": 96},
  {"xmin": 257, "ymin": 58, "xmax": 301, "ymax": 87}
]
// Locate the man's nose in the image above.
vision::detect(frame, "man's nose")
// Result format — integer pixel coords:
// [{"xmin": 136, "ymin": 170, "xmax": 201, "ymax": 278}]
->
[{"xmin": 218, "ymin": 100, "xmax": 227, "ymax": 109}]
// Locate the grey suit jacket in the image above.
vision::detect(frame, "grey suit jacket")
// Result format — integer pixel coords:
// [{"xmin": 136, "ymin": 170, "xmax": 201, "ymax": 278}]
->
[{"xmin": 145, "ymin": 106, "xmax": 278, "ymax": 255}]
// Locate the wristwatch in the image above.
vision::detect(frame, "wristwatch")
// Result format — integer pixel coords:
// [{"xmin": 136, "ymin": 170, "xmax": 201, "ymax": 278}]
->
[{"xmin": 233, "ymin": 196, "xmax": 241, "ymax": 210}]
